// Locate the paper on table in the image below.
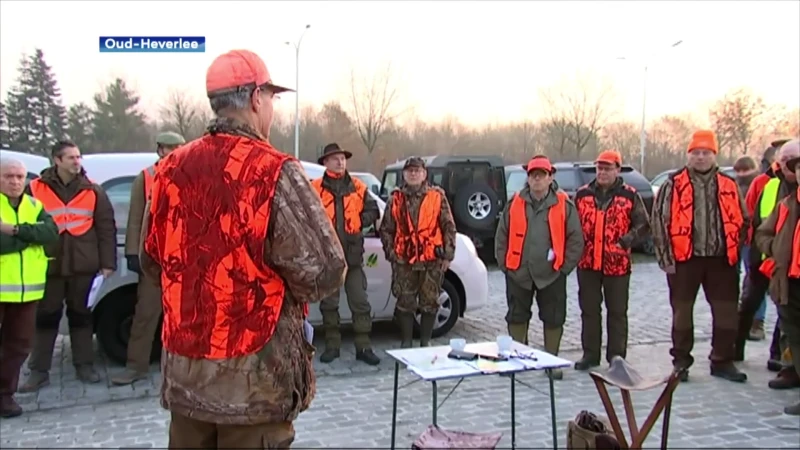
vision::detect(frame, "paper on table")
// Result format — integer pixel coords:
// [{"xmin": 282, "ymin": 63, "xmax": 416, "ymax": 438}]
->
[{"xmin": 86, "ymin": 275, "xmax": 105, "ymax": 309}]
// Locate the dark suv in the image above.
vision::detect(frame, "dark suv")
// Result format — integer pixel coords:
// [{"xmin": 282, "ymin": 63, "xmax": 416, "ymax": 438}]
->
[
  {"xmin": 505, "ymin": 161, "xmax": 656, "ymax": 253},
  {"xmin": 380, "ymin": 156, "xmax": 507, "ymax": 253}
]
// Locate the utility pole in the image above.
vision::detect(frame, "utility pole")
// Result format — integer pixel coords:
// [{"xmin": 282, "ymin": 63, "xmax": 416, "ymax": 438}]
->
[{"xmin": 286, "ymin": 24, "xmax": 311, "ymax": 159}]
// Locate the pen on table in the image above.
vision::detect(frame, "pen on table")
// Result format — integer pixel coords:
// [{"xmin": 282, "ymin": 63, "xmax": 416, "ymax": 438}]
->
[{"xmin": 431, "ymin": 355, "xmax": 438, "ymax": 365}]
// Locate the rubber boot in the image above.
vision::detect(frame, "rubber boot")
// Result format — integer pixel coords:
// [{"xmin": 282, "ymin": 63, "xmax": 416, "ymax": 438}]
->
[
  {"xmin": 397, "ymin": 312, "xmax": 414, "ymax": 348},
  {"xmin": 544, "ymin": 326, "xmax": 564, "ymax": 380},
  {"xmin": 319, "ymin": 310, "xmax": 341, "ymax": 363},
  {"xmin": 110, "ymin": 368, "xmax": 149, "ymax": 386},
  {"xmin": 507, "ymin": 323, "xmax": 529, "ymax": 345},
  {"xmin": 419, "ymin": 314, "xmax": 436, "ymax": 347}
]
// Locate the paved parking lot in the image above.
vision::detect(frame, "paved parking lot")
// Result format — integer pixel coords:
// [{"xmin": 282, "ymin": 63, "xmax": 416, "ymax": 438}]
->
[
  {"xmin": 2, "ymin": 339, "xmax": 797, "ymax": 449},
  {"xmin": 3, "ymin": 260, "xmax": 795, "ymax": 450},
  {"xmin": 11, "ymin": 260, "xmax": 777, "ymax": 413}
]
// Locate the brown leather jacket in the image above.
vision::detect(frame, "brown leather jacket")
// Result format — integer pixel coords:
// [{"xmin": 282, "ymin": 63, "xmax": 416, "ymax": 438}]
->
[
  {"xmin": 25, "ymin": 167, "xmax": 117, "ymax": 276},
  {"xmin": 140, "ymin": 118, "xmax": 346, "ymax": 425}
]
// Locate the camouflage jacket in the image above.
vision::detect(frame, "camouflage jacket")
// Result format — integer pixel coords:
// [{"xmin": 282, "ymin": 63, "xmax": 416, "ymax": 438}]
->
[
  {"xmin": 378, "ymin": 182, "xmax": 457, "ymax": 270},
  {"xmin": 651, "ymin": 166, "xmax": 749, "ymax": 270},
  {"xmin": 140, "ymin": 117, "xmax": 346, "ymax": 425}
]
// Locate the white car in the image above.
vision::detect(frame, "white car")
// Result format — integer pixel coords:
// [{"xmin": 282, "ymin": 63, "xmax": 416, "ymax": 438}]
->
[{"xmin": 1, "ymin": 149, "xmax": 489, "ymax": 364}]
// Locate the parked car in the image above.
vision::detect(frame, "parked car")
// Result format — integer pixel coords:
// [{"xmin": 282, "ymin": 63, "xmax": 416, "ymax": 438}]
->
[
  {"xmin": 380, "ymin": 156, "xmax": 507, "ymax": 254},
  {"xmin": 0, "ymin": 149, "xmax": 50, "ymax": 181},
  {"xmin": 651, "ymin": 166, "xmax": 735, "ymax": 197},
  {"xmin": 45, "ymin": 153, "xmax": 488, "ymax": 365},
  {"xmin": 351, "ymin": 171, "xmax": 382, "ymax": 196},
  {"xmin": 505, "ymin": 161, "xmax": 655, "ymax": 253}
]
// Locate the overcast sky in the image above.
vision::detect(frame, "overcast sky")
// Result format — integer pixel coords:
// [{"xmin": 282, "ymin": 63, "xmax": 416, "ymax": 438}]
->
[{"xmin": 1, "ymin": 0, "xmax": 798, "ymax": 127}]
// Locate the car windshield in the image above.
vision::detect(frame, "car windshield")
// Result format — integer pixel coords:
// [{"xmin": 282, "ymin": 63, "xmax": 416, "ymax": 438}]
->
[{"xmin": 381, "ymin": 171, "xmax": 399, "ymax": 197}]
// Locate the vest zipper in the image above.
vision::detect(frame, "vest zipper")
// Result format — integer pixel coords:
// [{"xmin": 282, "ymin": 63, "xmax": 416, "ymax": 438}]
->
[{"xmin": 14, "ymin": 208, "xmax": 24, "ymax": 302}]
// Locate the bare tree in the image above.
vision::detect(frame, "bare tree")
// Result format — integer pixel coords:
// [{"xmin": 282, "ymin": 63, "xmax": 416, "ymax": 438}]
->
[
  {"xmin": 601, "ymin": 121, "xmax": 640, "ymax": 163},
  {"xmin": 159, "ymin": 89, "xmax": 209, "ymax": 140},
  {"xmin": 347, "ymin": 63, "xmax": 405, "ymax": 154},
  {"xmin": 510, "ymin": 121, "xmax": 539, "ymax": 156},
  {"xmin": 539, "ymin": 75, "xmax": 618, "ymax": 159},
  {"xmin": 709, "ymin": 88, "xmax": 767, "ymax": 158}
]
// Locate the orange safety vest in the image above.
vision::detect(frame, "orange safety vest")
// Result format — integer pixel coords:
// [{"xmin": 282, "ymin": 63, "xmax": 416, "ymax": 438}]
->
[
  {"xmin": 576, "ymin": 184, "xmax": 636, "ymax": 276},
  {"xmin": 29, "ymin": 179, "xmax": 96, "ymax": 236},
  {"xmin": 142, "ymin": 164, "xmax": 157, "ymax": 201},
  {"xmin": 390, "ymin": 189, "xmax": 444, "ymax": 264},
  {"xmin": 144, "ymin": 134, "xmax": 291, "ymax": 360},
  {"xmin": 758, "ymin": 196, "xmax": 800, "ymax": 279},
  {"xmin": 669, "ymin": 169, "xmax": 743, "ymax": 266},
  {"xmin": 311, "ymin": 175, "xmax": 368, "ymax": 234},
  {"xmin": 505, "ymin": 191, "xmax": 568, "ymax": 272}
]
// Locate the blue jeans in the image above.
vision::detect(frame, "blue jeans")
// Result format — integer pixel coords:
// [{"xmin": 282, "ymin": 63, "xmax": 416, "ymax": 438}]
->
[{"xmin": 741, "ymin": 245, "xmax": 767, "ymax": 321}]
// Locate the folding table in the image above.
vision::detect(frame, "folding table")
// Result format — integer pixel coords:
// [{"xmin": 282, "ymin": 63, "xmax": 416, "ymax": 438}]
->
[{"xmin": 386, "ymin": 341, "xmax": 573, "ymax": 450}]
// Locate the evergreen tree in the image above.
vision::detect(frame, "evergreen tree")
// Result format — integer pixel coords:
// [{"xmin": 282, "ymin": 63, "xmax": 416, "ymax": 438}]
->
[
  {"xmin": 0, "ymin": 101, "xmax": 8, "ymax": 147},
  {"xmin": 66, "ymin": 102, "xmax": 95, "ymax": 153},
  {"xmin": 4, "ymin": 49, "xmax": 67, "ymax": 155},
  {"xmin": 91, "ymin": 78, "xmax": 151, "ymax": 152}
]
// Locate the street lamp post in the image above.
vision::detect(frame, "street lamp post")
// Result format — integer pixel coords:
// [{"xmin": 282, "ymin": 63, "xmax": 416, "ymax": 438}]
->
[
  {"xmin": 618, "ymin": 40, "xmax": 682, "ymax": 176},
  {"xmin": 286, "ymin": 24, "xmax": 310, "ymax": 159}
]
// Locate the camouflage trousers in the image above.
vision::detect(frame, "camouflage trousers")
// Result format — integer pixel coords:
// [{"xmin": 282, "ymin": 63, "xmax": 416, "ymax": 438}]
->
[
  {"xmin": 392, "ymin": 264, "xmax": 443, "ymax": 315},
  {"xmin": 320, "ymin": 265, "xmax": 372, "ymax": 350}
]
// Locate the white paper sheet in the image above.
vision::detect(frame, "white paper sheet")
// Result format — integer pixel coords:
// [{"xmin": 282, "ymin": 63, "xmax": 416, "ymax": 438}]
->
[
  {"xmin": 86, "ymin": 275, "xmax": 105, "ymax": 309},
  {"xmin": 303, "ymin": 320, "xmax": 314, "ymax": 344}
]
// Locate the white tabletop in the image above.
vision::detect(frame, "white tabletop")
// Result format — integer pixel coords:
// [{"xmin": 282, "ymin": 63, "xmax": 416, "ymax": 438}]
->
[{"xmin": 385, "ymin": 341, "xmax": 573, "ymax": 381}]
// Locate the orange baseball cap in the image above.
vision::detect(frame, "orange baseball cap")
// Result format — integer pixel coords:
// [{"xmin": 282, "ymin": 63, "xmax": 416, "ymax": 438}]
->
[
  {"xmin": 206, "ymin": 49, "xmax": 294, "ymax": 98},
  {"xmin": 595, "ymin": 149, "xmax": 622, "ymax": 167},
  {"xmin": 687, "ymin": 130, "xmax": 718, "ymax": 154},
  {"xmin": 523, "ymin": 156, "xmax": 555, "ymax": 174}
]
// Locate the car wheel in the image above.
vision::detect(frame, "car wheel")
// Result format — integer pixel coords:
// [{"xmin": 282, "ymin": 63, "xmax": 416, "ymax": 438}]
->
[
  {"xmin": 96, "ymin": 288, "xmax": 162, "ymax": 365},
  {"xmin": 414, "ymin": 278, "xmax": 461, "ymax": 338},
  {"xmin": 453, "ymin": 183, "xmax": 500, "ymax": 231}
]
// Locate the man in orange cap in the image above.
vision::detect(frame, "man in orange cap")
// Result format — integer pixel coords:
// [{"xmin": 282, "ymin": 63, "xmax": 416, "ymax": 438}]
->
[
  {"xmin": 754, "ymin": 150, "xmax": 800, "ymax": 415},
  {"xmin": 573, "ymin": 150, "xmax": 650, "ymax": 371},
  {"xmin": 495, "ymin": 155, "xmax": 584, "ymax": 380},
  {"xmin": 140, "ymin": 49, "xmax": 347, "ymax": 448},
  {"xmin": 651, "ymin": 130, "xmax": 750, "ymax": 383}
]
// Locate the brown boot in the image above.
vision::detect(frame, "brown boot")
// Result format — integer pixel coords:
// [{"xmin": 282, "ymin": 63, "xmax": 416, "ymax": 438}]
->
[
  {"xmin": 748, "ymin": 320, "xmax": 765, "ymax": 341},
  {"xmin": 543, "ymin": 326, "xmax": 564, "ymax": 380},
  {"xmin": 18, "ymin": 370, "xmax": 49, "ymax": 393},
  {"xmin": 110, "ymin": 368, "xmax": 148, "ymax": 386},
  {"xmin": 507, "ymin": 323, "xmax": 529, "ymax": 345},
  {"xmin": 768, "ymin": 368, "xmax": 800, "ymax": 390},
  {"xmin": 0, "ymin": 396, "xmax": 22, "ymax": 418},
  {"xmin": 75, "ymin": 364, "xmax": 101, "ymax": 384}
]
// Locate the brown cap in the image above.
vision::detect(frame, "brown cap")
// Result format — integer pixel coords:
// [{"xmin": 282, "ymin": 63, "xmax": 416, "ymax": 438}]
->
[
  {"xmin": 206, "ymin": 49, "xmax": 294, "ymax": 98},
  {"xmin": 317, "ymin": 143, "xmax": 352, "ymax": 165},
  {"xmin": 403, "ymin": 156, "xmax": 426, "ymax": 170}
]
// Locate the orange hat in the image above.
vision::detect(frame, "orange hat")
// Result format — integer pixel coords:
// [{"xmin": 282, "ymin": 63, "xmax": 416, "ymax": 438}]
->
[
  {"xmin": 523, "ymin": 156, "xmax": 555, "ymax": 174},
  {"xmin": 206, "ymin": 49, "xmax": 294, "ymax": 98},
  {"xmin": 687, "ymin": 130, "xmax": 718, "ymax": 154},
  {"xmin": 595, "ymin": 149, "xmax": 622, "ymax": 167}
]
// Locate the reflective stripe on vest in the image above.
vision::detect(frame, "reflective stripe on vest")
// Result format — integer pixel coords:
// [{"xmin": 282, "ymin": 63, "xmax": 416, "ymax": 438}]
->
[
  {"xmin": 29, "ymin": 179, "xmax": 96, "ymax": 236},
  {"xmin": 669, "ymin": 169, "xmax": 744, "ymax": 266},
  {"xmin": 575, "ymin": 184, "xmax": 636, "ymax": 276},
  {"xmin": 144, "ymin": 136, "xmax": 290, "ymax": 360},
  {"xmin": 0, "ymin": 193, "xmax": 49, "ymax": 302},
  {"xmin": 143, "ymin": 164, "xmax": 157, "ymax": 201},
  {"xmin": 311, "ymin": 175, "xmax": 368, "ymax": 234},
  {"xmin": 391, "ymin": 189, "xmax": 444, "ymax": 264},
  {"xmin": 505, "ymin": 191, "xmax": 568, "ymax": 272}
]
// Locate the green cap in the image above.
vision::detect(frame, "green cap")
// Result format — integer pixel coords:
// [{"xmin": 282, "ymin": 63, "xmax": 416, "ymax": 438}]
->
[{"xmin": 156, "ymin": 131, "xmax": 186, "ymax": 146}]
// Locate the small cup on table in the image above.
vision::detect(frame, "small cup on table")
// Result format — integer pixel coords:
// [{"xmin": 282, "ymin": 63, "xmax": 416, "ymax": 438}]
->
[{"xmin": 450, "ymin": 338, "xmax": 466, "ymax": 351}]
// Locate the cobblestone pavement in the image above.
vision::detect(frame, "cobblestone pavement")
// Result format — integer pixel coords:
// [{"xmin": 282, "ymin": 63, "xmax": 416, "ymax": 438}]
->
[
  {"xmin": 12, "ymin": 260, "xmax": 780, "ymax": 415},
  {"xmin": 2, "ymin": 340, "xmax": 797, "ymax": 449}
]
